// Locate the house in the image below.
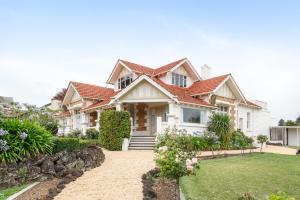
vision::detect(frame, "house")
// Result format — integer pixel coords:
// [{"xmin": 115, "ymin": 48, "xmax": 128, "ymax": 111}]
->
[{"xmin": 50, "ymin": 58, "xmax": 271, "ymax": 149}]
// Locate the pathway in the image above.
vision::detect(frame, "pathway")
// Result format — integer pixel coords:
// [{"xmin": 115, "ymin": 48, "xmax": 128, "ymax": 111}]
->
[{"xmin": 54, "ymin": 150, "xmax": 155, "ymax": 200}]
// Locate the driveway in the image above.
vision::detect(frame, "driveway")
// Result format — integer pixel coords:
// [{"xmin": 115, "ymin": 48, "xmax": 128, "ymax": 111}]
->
[{"xmin": 55, "ymin": 150, "xmax": 155, "ymax": 200}]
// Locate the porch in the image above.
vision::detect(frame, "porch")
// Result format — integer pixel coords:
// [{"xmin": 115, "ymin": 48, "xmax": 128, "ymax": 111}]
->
[{"xmin": 270, "ymin": 126, "xmax": 300, "ymax": 148}]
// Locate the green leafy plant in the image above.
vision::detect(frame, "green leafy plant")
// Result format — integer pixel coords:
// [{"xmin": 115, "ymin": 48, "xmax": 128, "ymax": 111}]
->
[
  {"xmin": 18, "ymin": 167, "xmax": 28, "ymax": 178},
  {"xmin": 231, "ymin": 131, "xmax": 254, "ymax": 155},
  {"xmin": 99, "ymin": 110, "xmax": 130, "ymax": 150},
  {"xmin": 0, "ymin": 118, "xmax": 53, "ymax": 163},
  {"xmin": 85, "ymin": 128, "xmax": 99, "ymax": 139},
  {"xmin": 268, "ymin": 191, "xmax": 295, "ymax": 200},
  {"xmin": 257, "ymin": 134, "xmax": 268, "ymax": 153},
  {"xmin": 52, "ymin": 137, "xmax": 100, "ymax": 153},
  {"xmin": 67, "ymin": 129, "xmax": 82, "ymax": 138},
  {"xmin": 207, "ymin": 113, "xmax": 232, "ymax": 148},
  {"xmin": 203, "ymin": 132, "xmax": 220, "ymax": 157},
  {"xmin": 285, "ymin": 120, "xmax": 297, "ymax": 126}
]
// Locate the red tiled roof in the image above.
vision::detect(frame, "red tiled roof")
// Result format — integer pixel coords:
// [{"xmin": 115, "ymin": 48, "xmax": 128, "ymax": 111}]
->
[
  {"xmin": 152, "ymin": 77, "xmax": 214, "ymax": 107},
  {"xmin": 52, "ymin": 88, "xmax": 67, "ymax": 101},
  {"xmin": 153, "ymin": 58, "xmax": 186, "ymax": 76},
  {"xmin": 120, "ymin": 60, "xmax": 154, "ymax": 76},
  {"xmin": 187, "ymin": 74, "xmax": 230, "ymax": 95},
  {"xmin": 71, "ymin": 81, "xmax": 114, "ymax": 100}
]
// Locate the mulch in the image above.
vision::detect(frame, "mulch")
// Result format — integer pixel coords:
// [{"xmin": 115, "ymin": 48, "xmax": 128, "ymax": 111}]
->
[{"xmin": 14, "ymin": 178, "xmax": 60, "ymax": 200}]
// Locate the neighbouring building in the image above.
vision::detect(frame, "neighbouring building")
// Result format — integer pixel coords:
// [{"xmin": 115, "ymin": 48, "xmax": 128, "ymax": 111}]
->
[{"xmin": 50, "ymin": 58, "xmax": 271, "ymax": 149}]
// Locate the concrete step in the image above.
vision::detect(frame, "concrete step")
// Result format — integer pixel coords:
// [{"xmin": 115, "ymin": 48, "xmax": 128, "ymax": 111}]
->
[
  {"xmin": 128, "ymin": 146, "xmax": 154, "ymax": 150},
  {"xmin": 129, "ymin": 143, "xmax": 155, "ymax": 147}
]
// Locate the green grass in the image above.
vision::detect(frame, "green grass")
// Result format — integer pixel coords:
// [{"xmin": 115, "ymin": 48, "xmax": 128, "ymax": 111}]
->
[
  {"xmin": 180, "ymin": 153, "xmax": 300, "ymax": 200},
  {"xmin": 0, "ymin": 184, "xmax": 29, "ymax": 200}
]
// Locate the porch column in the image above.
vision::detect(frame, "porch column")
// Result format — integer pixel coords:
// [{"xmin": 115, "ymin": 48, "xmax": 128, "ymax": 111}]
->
[
  {"xmin": 80, "ymin": 112, "xmax": 88, "ymax": 134},
  {"xmin": 297, "ymin": 128, "xmax": 299, "ymax": 148},
  {"xmin": 96, "ymin": 109, "xmax": 101, "ymax": 130},
  {"xmin": 116, "ymin": 102, "xmax": 123, "ymax": 111},
  {"xmin": 167, "ymin": 102, "xmax": 176, "ymax": 129},
  {"xmin": 157, "ymin": 116, "xmax": 162, "ymax": 134}
]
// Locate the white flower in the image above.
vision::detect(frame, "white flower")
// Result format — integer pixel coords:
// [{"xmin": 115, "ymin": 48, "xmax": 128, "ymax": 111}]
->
[
  {"xmin": 192, "ymin": 158, "xmax": 198, "ymax": 164},
  {"xmin": 187, "ymin": 165, "xmax": 193, "ymax": 172},
  {"xmin": 159, "ymin": 146, "xmax": 168, "ymax": 152},
  {"xmin": 19, "ymin": 132, "xmax": 28, "ymax": 140},
  {"xmin": 0, "ymin": 129, "xmax": 8, "ymax": 136},
  {"xmin": 186, "ymin": 159, "xmax": 192, "ymax": 166}
]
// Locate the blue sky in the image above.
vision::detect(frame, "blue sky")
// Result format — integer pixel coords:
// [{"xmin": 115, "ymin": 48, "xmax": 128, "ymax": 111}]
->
[{"xmin": 1, "ymin": 0, "xmax": 300, "ymax": 122}]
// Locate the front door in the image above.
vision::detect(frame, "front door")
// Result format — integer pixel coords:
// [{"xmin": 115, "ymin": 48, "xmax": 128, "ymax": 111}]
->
[{"xmin": 136, "ymin": 103, "xmax": 147, "ymax": 131}]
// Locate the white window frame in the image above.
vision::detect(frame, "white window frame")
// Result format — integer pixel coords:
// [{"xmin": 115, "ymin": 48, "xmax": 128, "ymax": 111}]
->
[
  {"xmin": 172, "ymin": 73, "xmax": 187, "ymax": 87},
  {"xmin": 118, "ymin": 74, "xmax": 133, "ymax": 89},
  {"xmin": 181, "ymin": 107, "xmax": 206, "ymax": 125}
]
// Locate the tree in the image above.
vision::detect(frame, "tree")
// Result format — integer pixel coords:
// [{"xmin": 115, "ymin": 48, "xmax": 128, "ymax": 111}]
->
[
  {"xmin": 285, "ymin": 120, "xmax": 297, "ymax": 126},
  {"xmin": 296, "ymin": 116, "xmax": 300, "ymax": 126},
  {"xmin": 257, "ymin": 135, "xmax": 268, "ymax": 153},
  {"xmin": 208, "ymin": 113, "xmax": 232, "ymax": 148},
  {"xmin": 278, "ymin": 119, "xmax": 285, "ymax": 126}
]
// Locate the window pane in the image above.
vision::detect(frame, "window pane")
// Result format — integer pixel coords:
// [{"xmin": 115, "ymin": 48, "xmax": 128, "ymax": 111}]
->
[{"xmin": 183, "ymin": 108, "xmax": 201, "ymax": 123}]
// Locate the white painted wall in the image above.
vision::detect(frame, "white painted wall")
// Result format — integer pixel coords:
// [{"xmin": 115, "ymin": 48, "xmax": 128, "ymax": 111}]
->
[
  {"xmin": 288, "ymin": 128, "xmax": 300, "ymax": 146},
  {"xmin": 215, "ymin": 83, "xmax": 235, "ymax": 99},
  {"xmin": 158, "ymin": 66, "xmax": 194, "ymax": 87}
]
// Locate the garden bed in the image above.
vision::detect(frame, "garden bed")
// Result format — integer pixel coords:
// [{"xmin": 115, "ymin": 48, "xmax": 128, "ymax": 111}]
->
[{"xmin": 142, "ymin": 169, "xmax": 180, "ymax": 200}]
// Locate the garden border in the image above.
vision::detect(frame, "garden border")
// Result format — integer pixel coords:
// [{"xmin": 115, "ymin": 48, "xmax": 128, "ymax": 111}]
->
[{"xmin": 6, "ymin": 182, "xmax": 39, "ymax": 200}]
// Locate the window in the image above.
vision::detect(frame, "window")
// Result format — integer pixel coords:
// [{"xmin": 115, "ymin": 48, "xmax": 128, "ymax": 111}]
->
[
  {"xmin": 182, "ymin": 107, "xmax": 205, "ymax": 124},
  {"xmin": 118, "ymin": 75, "xmax": 133, "ymax": 89},
  {"xmin": 217, "ymin": 105, "xmax": 229, "ymax": 113},
  {"xmin": 247, "ymin": 112, "xmax": 251, "ymax": 129},
  {"xmin": 172, "ymin": 73, "xmax": 187, "ymax": 87}
]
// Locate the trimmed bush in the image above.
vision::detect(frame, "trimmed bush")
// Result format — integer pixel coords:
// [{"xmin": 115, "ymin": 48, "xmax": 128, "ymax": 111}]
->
[
  {"xmin": 0, "ymin": 118, "xmax": 53, "ymax": 163},
  {"xmin": 67, "ymin": 129, "xmax": 82, "ymax": 138},
  {"xmin": 53, "ymin": 137, "xmax": 100, "ymax": 153},
  {"xmin": 85, "ymin": 128, "xmax": 99, "ymax": 139},
  {"xmin": 99, "ymin": 110, "xmax": 131, "ymax": 150}
]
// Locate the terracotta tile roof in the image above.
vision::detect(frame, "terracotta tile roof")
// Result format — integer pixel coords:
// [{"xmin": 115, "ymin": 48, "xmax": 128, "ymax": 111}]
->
[
  {"xmin": 153, "ymin": 58, "xmax": 186, "ymax": 76},
  {"xmin": 152, "ymin": 77, "xmax": 214, "ymax": 107},
  {"xmin": 52, "ymin": 88, "xmax": 67, "ymax": 101},
  {"xmin": 187, "ymin": 74, "xmax": 230, "ymax": 95},
  {"xmin": 71, "ymin": 81, "xmax": 115, "ymax": 100},
  {"xmin": 120, "ymin": 60, "xmax": 154, "ymax": 76}
]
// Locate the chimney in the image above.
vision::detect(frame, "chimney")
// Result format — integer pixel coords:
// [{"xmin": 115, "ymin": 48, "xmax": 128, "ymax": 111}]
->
[{"xmin": 201, "ymin": 64, "xmax": 211, "ymax": 80}]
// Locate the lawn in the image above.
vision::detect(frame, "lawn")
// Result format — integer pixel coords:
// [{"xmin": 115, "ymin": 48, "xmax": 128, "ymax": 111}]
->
[
  {"xmin": 180, "ymin": 153, "xmax": 300, "ymax": 200},
  {"xmin": 0, "ymin": 184, "xmax": 29, "ymax": 200}
]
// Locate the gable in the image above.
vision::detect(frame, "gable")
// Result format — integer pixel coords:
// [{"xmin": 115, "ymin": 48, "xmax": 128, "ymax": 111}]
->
[
  {"xmin": 70, "ymin": 90, "xmax": 81, "ymax": 102},
  {"xmin": 119, "ymin": 80, "xmax": 170, "ymax": 101},
  {"xmin": 215, "ymin": 82, "xmax": 236, "ymax": 99}
]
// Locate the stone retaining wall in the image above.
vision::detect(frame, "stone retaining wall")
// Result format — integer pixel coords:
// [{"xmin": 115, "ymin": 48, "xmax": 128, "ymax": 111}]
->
[{"xmin": 0, "ymin": 145, "xmax": 105, "ymax": 188}]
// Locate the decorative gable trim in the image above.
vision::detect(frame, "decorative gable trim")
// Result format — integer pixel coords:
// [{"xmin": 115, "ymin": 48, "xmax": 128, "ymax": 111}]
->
[
  {"xmin": 106, "ymin": 60, "xmax": 133, "ymax": 84},
  {"xmin": 110, "ymin": 75, "xmax": 179, "ymax": 104},
  {"xmin": 62, "ymin": 82, "xmax": 82, "ymax": 105}
]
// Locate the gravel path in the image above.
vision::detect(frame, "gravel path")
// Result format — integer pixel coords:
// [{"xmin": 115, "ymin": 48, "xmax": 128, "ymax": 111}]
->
[{"xmin": 54, "ymin": 150, "xmax": 155, "ymax": 200}]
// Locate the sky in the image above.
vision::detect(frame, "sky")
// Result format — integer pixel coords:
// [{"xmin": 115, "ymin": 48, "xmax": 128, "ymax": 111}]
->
[{"xmin": 0, "ymin": 0, "xmax": 300, "ymax": 122}]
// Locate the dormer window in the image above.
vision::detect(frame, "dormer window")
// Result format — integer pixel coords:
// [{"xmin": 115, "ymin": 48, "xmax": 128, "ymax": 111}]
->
[
  {"xmin": 118, "ymin": 75, "xmax": 133, "ymax": 89},
  {"xmin": 172, "ymin": 73, "xmax": 187, "ymax": 87}
]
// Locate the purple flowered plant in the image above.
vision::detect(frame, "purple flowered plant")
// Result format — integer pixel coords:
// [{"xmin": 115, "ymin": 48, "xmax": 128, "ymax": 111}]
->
[
  {"xmin": 19, "ymin": 132, "xmax": 28, "ymax": 140},
  {"xmin": 0, "ymin": 139, "xmax": 9, "ymax": 151},
  {"xmin": 0, "ymin": 129, "xmax": 8, "ymax": 136}
]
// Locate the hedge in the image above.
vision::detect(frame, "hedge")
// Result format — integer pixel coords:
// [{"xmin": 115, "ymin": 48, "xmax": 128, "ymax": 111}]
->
[
  {"xmin": 99, "ymin": 110, "xmax": 131, "ymax": 150},
  {"xmin": 53, "ymin": 137, "xmax": 100, "ymax": 153}
]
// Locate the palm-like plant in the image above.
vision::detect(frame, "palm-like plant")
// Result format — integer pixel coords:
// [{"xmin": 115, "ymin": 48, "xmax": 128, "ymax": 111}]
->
[{"xmin": 208, "ymin": 113, "xmax": 232, "ymax": 148}]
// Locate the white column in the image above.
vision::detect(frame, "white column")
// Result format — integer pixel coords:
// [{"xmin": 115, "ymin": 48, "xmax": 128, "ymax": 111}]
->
[
  {"xmin": 96, "ymin": 109, "xmax": 101, "ymax": 130},
  {"xmin": 116, "ymin": 102, "xmax": 123, "ymax": 111},
  {"xmin": 157, "ymin": 116, "xmax": 162, "ymax": 134},
  {"xmin": 167, "ymin": 102, "xmax": 176, "ymax": 129}
]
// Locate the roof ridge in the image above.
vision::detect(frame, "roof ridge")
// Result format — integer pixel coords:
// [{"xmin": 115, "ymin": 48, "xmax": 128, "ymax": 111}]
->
[{"xmin": 70, "ymin": 81, "xmax": 113, "ymax": 90}]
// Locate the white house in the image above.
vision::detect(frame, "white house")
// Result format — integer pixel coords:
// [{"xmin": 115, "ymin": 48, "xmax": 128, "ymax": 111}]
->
[{"xmin": 50, "ymin": 58, "xmax": 271, "ymax": 149}]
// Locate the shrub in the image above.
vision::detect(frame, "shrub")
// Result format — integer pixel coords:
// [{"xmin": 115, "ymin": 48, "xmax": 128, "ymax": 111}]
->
[
  {"xmin": 257, "ymin": 134, "xmax": 268, "ymax": 153},
  {"xmin": 67, "ymin": 129, "xmax": 82, "ymax": 138},
  {"xmin": 85, "ymin": 128, "xmax": 99, "ymax": 139},
  {"xmin": 208, "ymin": 113, "xmax": 232, "ymax": 148},
  {"xmin": 268, "ymin": 191, "xmax": 295, "ymax": 200},
  {"xmin": 53, "ymin": 137, "xmax": 100, "ymax": 153},
  {"xmin": 231, "ymin": 131, "xmax": 254, "ymax": 154},
  {"xmin": 238, "ymin": 192, "xmax": 256, "ymax": 200},
  {"xmin": 99, "ymin": 110, "xmax": 130, "ymax": 150},
  {"xmin": 155, "ymin": 128, "xmax": 200, "ymax": 179},
  {"xmin": 202, "ymin": 132, "xmax": 220, "ymax": 157},
  {"xmin": 0, "ymin": 118, "xmax": 53, "ymax": 163}
]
